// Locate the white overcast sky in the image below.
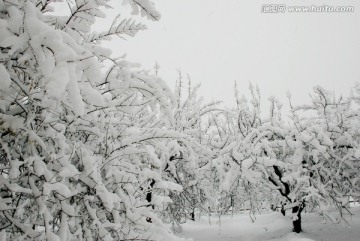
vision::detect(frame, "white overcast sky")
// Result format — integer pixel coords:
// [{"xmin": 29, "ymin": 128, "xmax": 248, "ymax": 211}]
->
[{"xmin": 100, "ymin": 0, "xmax": 360, "ymax": 112}]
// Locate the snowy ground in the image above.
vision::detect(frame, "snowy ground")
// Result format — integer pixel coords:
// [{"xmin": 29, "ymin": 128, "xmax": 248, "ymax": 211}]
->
[{"xmin": 177, "ymin": 206, "xmax": 360, "ymax": 241}]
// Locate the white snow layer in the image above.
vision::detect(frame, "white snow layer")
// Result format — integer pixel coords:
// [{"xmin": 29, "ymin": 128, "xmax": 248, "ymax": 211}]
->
[{"xmin": 178, "ymin": 206, "xmax": 360, "ymax": 241}]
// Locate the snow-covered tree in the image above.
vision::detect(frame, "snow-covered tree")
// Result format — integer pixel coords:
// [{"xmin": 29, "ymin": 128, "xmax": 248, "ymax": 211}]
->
[
  {"xmin": 159, "ymin": 73, "xmax": 224, "ymax": 229},
  {"xmin": 228, "ymin": 85, "xmax": 360, "ymax": 233},
  {"xmin": 286, "ymin": 87, "xmax": 360, "ymax": 222},
  {"xmin": 205, "ymin": 84, "xmax": 269, "ymax": 217},
  {"xmin": 0, "ymin": 0, "xmax": 188, "ymax": 240}
]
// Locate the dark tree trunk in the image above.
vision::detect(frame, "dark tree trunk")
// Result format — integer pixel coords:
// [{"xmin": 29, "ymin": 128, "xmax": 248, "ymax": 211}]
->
[
  {"xmin": 146, "ymin": 179, "xmax": 156, "ymax": 223},
  {"xmin": 268, "ymin": 166, "xmax": 305, "ymax": 232},
  {"xmin": 292, "ymin": 205, "xmax": 303, "ymax": 233},
  {"xmin": 146, "ymin": 179, "xmax": 156, "ymax": 207},
  {"xmin": 281, "ymin": 205, "xmax": 285, "ymax": 216},
  {"xmin": 190, "ymin": 211, "xmax": 195, "ymax": 221}
]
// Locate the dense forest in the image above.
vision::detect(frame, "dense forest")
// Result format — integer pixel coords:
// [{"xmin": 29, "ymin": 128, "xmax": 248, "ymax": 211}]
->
[{"xmin": 0, "ymin": 1, "xmax": 359, "ymax": 240}]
